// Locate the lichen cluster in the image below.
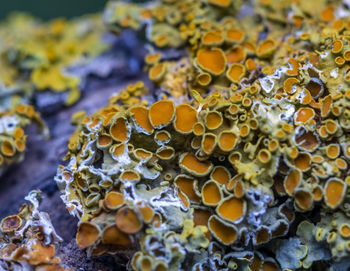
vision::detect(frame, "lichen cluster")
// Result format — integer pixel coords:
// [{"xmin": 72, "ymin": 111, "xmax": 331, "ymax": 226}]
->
[
  {"xmin": 0, "ymin": 191, "xmax": 70, "ymax": 270},
  {"xmin": 0, "ymin": 13, "xmax": 109, "ymax": 106},
  {"xmin": 0, "ymin": 12, "xmax": 110, "ymax": 177},
  {"xmin": 0, "ymin": 0, "xmax": 349, "ymax": 270},
  {"xmin": 0, "ymin": 103, "xmax": 47, "ymax": 177},
  {"xmin": 53, "ymin": 0, "xmax": 350, "ymax": 270}
]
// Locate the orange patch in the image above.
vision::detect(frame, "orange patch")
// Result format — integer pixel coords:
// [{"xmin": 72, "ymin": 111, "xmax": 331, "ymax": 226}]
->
[
  {"xmin": 218, "ymin": 131, "xmax": 238, "ymax": 152},
  {"xmin": 226, "ymin": 46, "xmax": 246, "ymax": 63},
  {"xmin": 217, "ymin": 196, "xmax": 245, "ymax": 223},
  {"xmin": 115, "ymin": 207, "xmax": 142, "ymax": 234},
  {"xmin": 205, "ymin": 111, "xmax": 223, "ymax": 130},
  {"xmin": 324, "ymin": 178, "xmax": 345, "ymax": 208},
  {"xmin": 76, "ymin": 222, "xmax": 100, "ymax": 249},
  {"xmin": 196, "ymin": 48, "xmax": 227, "ymax": 75},
  {"xmin": 202, "ymin": 133, "xmax": 217, "ymax": 155},
  {"xmin": 130, "ymin": 106, "xmax": 154, "ymax": 134},
  {"xmin": 149, "ymin": 100, "xmax": 175, "ymax": 128},
  {"xmin": 225, "ymin": 28, "xmax": 245, "ymax": 43},
  {"xmin": 202, "ymin": 181, "xmax": 222, "ymax": 206},
  {"xmin": 174, "ymin": 104, "xmax": 198, "ymax": 134},
  {"xmin": 110, "ymin": 117, "xmax": 129, "ymax": 142},
  {"xmin": 226, "ymin": 63, "xmax": 246, "ymax": 83},
  {"xmin": 208, "ymin": 215, "xmax": 238, "ymax": 245}
]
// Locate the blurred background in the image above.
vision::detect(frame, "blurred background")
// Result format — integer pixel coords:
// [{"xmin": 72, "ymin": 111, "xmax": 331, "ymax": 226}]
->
[{"xmin": 0, "ymin": 0, "xmax": 108, "ymax": 20}]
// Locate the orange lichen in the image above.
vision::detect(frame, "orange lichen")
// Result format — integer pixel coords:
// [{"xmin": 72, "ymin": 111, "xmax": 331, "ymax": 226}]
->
[
  {"xmin": 55, "ymin": 1, "xmax": 350, "ymax": 267},
  {"xmin": 268, "ymin": 139, "xmax": 279, "ymax": 152},
  {"xmin": 156, "ymin": 146, "xmax": 175, "ymax": 160},
  {"xmin": 174, "ymin": 104, "xmax": 198, "ymax": 134},
  {"xmin": 137, "ymin": 202, "xmax": 154, "ymax": 223},
  {"xmin": 312, "ymin": 186, "xmax": 323, "ymax": 201},
  {"xmin": 255, "ymin": 226, "xmax": 270, "ymax": 245},
  {"xmin": 326, "ymin": 144, "xmax": 340, "ymax": 159},
  {"xmin": 245, "ymin": 58, "xmax": 257, "ymax": 71},
  {"xmin": 208, "ymin": 215, "xmax": 238, "ymax": 245},
  {"xmin": 102, "ymin": 225, "xmax": 131, "ymax": 246},
  {"xmin": 320, "ymin": 5, "xmax": 335, "ymax": 22},
  {"xmin": 134, "ymin": 148, "xmax": 153, "ymax": 161},
  {"xmin": 257, "ymin": 149, "xmax": 271, "ymax": 164},
  {"xmin": 202, "ymin": 133, "xmax": 217, "ymax": 155},
  {"xmin": 178, "ymin": 189, "xmax": 190, "ymax": 209},
  {"xmin": 149, "ymin": 100, "xmax": 175, "ymax": 128},
  {"xmin": 343, "ymin": 50, "xmax": 350, "ymax": 61},
  {"xmin": 226, "ymin": 63, "xmax": 246, "ymax": 83},
  {"xmin": 1, "ymin": 140, "xmax": 15, "ymax": 157},
  {"xmin": 306, "ymin": 79, "xmax": 323, "ymax": 98},
  {"xmin": 217, "ymin": 196, "xmax": 245, "ymax": 223},
  {"xmin": 208, "ymin": 0, "xmax": 231, "ymax": 7},
  {"xmin": 320, "ymin": 95, "xmax": 332, "ymax": 117},
  {"xmin": 225, "ymin": 29, "xmax": 244, "ymax": 43},
  {"xmin": 294, "ymin": 152, "xmax": 311, "ymax": 171},
  {"xmin": 211, "ymin": 166, "xmax": 231, "ymax": 185},
  {"xmin": 202, "ymin": 30, "xmax": 224, "ymax": 45},
  {"xmin": 149, "ymin": 62, "xmax": 166, "ymax": 81},
  {"xmin": 233, "ymin": 179, "xmax": 245, "ymax": 198},
  {"xmin": 129, "ymin": 106, "xmax": 154, "ymax": 134},
  {"xmin": 76, "ymin": 222, "xmax": 100, "ymax": 248},
  {"xmin": 332, "ymin": 40, "xmax": 343, "ymax": 54},
  {"xmin": 145, "ymin": 53, "xmax": 161, "ymax": 65},
  {"xmin": 286, "ymin": 58, "xmax": 300, "ymax": 76},
  {"xmin": 325, "ymin": 119, "xmax": 338, "ymax": 135},
  {"xmin": 226, "ymin": 46, "xmax": 246, "ymax": 63},
  {"xmin": 205, "ymin": 111, "xmax": 223, "ymax": 130},
  {"xmin": 239, "ymin": 124, "xmax": 250, "ymax": 138},
  {"xmin": 295, "ymin": 107, "xmax": 315, "ymax": 125},
  {"xmin": 97, "ymin": 134, "xmax": 113, "ymax": 149},
  {"xmin": 294, "ymin": 189, "xmax": 313, "ymax": 212},
  {"xmin": 295, "ymin": 130, "xmax": 319, "ymax": 152},
  {"xmin": 202, "ymin": 180, "xmax": 222, "ymax": 206},
  {"xmin": 174, "ymin": 175, "xmax": 201, "ymax": 203},
  {"xmin": 284, "ymin": 77, "xmax": 299, "ymax": 94},
  {"xmin": 250, "ymin": 253, "xmax": 263, "ymax": 271},
  {"xmin": 104, "ymin": 191, "xmax": 124, "ymax": 210},
  {"xmin": 196, "ymin": 48, "xmax": 226, "ymax": 75},
  {"xmin": 120, "ymin": 170, "xmax": 140, "ymax": 182},
  {"xmin": 284, "ymin": 169, "xmax": 302, "ymax": 196},
  {"xmin": 262, "ymin": 260, "xmax": 279, "ymax": 271},
  {"xmin": 256, "ymin": 39, "xmax": 276, "ymax": 59},
  {"xmin": 110, "ymin": 117, "xmax": 129, "ymax": 142},
  {"xmin": 335, "ymin": 56, "xmax": 345, "ymax": 66},
  {"xmin": 339, "ymin": 224, "xmax": 350, "ymax": 238},
  {"xmin": 218, "ymin": 131, "xmax": 237, "ymax": 152},
  {"xmin": 0, "ymin": 215, "xmax": 22, "ymax": 233},
  {"xmin": 193, "ymin": 122, "xmax": 205, "ymax": 136},
  {"xmin": 324, "ymin": 178, "xmax": 346, "ymax": 209},
  {"xmin": 154, "ymin": 131, "xmax": 170, "ymax": 144},
  {"xmin": 115, "ymin": 207, "xmax": 142, "ymax": 234},
  {"xmin": 179, "ymin": 152, "xmax": 213, "ymax": 176},
  {"xmin": 196, "ymin": 73, "xmax": 212, "ymax": 86}
]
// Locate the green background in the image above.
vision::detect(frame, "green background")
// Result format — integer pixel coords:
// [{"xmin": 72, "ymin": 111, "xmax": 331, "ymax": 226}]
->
[{"xmin": 0, "ymin": 0, "xmax": 108, "ymax": 20}]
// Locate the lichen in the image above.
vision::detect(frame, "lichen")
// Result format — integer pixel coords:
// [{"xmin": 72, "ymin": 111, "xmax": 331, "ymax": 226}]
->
[
  {"xmin": 51, "ymin": 0, "xmax": 350, "ymax": 269},
  {"xmin": 0, "ymin": 103, "xmax": 47, "ymax": 177},
  {"xmin": 0, "ymin": 12, "xmax": 110, "ymax": 106},
  {"xmin": 0, "ymin": 191, "xmax": 70, "ymax": 270}
]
